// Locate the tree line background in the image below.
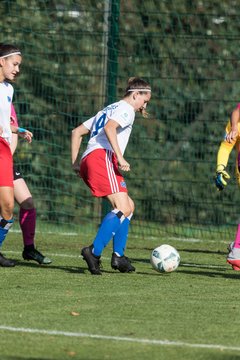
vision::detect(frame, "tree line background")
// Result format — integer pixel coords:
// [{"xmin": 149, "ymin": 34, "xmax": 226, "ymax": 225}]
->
[{"xmin": 1, "ymin": 0, "xmax": 240, "ymax": 240}]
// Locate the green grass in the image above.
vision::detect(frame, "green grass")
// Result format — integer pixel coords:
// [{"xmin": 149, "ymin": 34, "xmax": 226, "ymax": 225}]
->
[{"xmin": 0, "ymin": 227, "xmax": 240, "ymax": 360}]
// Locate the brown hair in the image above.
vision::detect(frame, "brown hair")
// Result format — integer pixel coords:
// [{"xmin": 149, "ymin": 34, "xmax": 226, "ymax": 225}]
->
[
  {"xmin": 0, "ymin": 43, "xmax": 21, "ymax": 58},
  {"xmin": 124, "ymin": 77, "xmax": 151, "ymax": 95},
  {"xmin": 124, "ymin": 77, "xmax": 151, "ymax": 118}
]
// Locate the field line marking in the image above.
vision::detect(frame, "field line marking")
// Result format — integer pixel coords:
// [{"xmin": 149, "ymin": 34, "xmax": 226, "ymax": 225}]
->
[
  {"xmin": 180, "ymin": 263, "xmax": 226, "ymax": 269},
  {"xmin": 0, "ymin": 325, "xmax": 239, "ymax": 351},
  {"xmin": 9, "ymin": 229, "xmax": 231, "ymax": 244},
  {"xmin": 4, "ymin": 250, "xmax": 79, "ymax": 258},
  {"xmin": 3, "ymin": 251, "xmax": 115, "ymax": 262},
  {"xmin": 10, "ymin": 229, "xmax": 79, "ymax": 236}
]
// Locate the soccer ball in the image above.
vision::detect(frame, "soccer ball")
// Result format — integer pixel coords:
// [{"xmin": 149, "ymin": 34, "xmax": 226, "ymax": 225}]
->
[{"xmin": 150, "ymin": 244, "xmax": 180, "ymax": 273}]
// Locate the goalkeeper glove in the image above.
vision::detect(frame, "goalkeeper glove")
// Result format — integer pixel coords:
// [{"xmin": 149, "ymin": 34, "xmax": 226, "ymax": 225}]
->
[{"xmin": 215, "ymin": 164, "xmax": 230, "ymax": 191}]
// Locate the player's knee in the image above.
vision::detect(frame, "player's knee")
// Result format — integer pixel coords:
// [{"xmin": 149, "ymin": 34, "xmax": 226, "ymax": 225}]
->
[
  {"xmin": 128, "ymin": 197, "xmax": 135, "ymax": 214},
  {"xmin": 122, "ymin": 207, "xmax": 133, "ymax": 218},
  {"xmin": 1, "ymin": 201, "xmax": 14, "ymax": 220},
  {"xmin": 130, "ymin": 201, "xmax": 135, "ymax": 214},
  {"xmin": 20, "ymin": 197, "xmax": 34, "ymax": 210}
]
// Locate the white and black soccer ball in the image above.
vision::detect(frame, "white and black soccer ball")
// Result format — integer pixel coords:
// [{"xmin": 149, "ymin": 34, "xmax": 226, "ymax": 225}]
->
[{"xmin": 150, "ymin": 244, "xmax": 180, "ymax": 273}]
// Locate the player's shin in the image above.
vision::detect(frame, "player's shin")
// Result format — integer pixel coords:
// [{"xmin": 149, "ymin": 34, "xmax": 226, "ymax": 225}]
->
[
  {"xmin": 113, "ymin": 213, "xmax": 133, "ymax": 256},
  {"xmin": 93, "ymin": 209, "xmax": 125, "ymax": 256},
  {"xmin": 19, "ymin": 207, "xmax": 36, "ymax": 246}
]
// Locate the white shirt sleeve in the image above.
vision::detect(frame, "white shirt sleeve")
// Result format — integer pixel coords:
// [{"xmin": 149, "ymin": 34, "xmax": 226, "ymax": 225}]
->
[
  {"xmin": 82, "ymin": 116, "xmax": 95, "ymax": 130},
  {"xmin": 109, "ymin": 103, "xmax": 135, "ymax": 128}
]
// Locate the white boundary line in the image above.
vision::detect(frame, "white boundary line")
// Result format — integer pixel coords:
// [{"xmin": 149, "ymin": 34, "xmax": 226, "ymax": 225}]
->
[
  {"xmin": 9, "ymin": 229, "xmax": 231, "ymax": 244},
  {"xmin": 4, "ymin": 250, "xmax": 79, "ymax": 258},
  {"xmin": 0, "ymin": 325, "xmax": 239, "ymax": 351},
  {"xmin": 10, "ymin": 229, "xmax": 79, "ymax": 236}
]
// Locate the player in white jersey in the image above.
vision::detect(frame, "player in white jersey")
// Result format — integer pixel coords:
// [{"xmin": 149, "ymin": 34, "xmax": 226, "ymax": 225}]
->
[
  {"xmin": 72, "ymin": 77, "xmax": 151, "ymax": 274},
  {"xmin": 81, "ymin": 100, "xmax": 135, "ymax": 160},
  {"xmin": 0, "ymin": 44, "xmax": 32, "ymax": 267}
]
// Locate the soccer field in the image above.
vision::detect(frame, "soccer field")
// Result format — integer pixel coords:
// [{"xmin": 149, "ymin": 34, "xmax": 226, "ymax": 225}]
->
[{"xmin": 0, "ymin": 228, "xmax": 239, "ymax": 360}]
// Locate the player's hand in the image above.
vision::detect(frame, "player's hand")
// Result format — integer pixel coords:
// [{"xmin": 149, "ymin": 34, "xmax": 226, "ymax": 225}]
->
[
  {"xmin": 18, "ymin": 128, "xmax": 33, "ymax": 143},
  {"xmin": 72, "ymin": 161, "xmax": 81, "ymax": 177},
  {"xmin": 215, "ymin": 164, "xmax": 230, "ymax": 191},
  {"xmin": 118, "ymin": 158, "xmax": 130, "ymax": 172},
  {"xmin": 226, "ymin": 129, "xmax": 238, "ymax": 144}
]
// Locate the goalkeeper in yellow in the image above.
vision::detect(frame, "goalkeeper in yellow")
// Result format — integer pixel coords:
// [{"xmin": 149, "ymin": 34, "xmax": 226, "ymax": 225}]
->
[{"xmin": 215, "ymin": 103, "xmax": 240, "ymax": 270}]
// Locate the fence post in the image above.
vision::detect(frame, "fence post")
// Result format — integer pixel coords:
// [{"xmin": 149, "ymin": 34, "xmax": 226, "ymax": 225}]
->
[
  {"xmin": 101, "ymin": 0, "xmax": 120, "ymax": 220},
  {"xmin": 105, "ymin": 0, "xmax": 120, "ymax": 104}
]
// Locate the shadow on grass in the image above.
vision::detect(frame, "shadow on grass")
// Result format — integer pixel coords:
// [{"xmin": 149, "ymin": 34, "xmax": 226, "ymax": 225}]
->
[
  {"xmin": 9, "ymin": 259, "xmax": 240, "ymax": 279},
  {"xmin": 13, "ymin": 259, "xmax": 85, "ymax": 274},
  {"xmin": 213, "ymin": 355, "xmax": 240, "ymax": 360},
  {"xmin": 132, "ymin": 266, "xmax": 240, "ymax": 278},
  {"xmin": 3, "ymin": 357, "xmax": 53, "ymax": 360},
  {"xmin": 10, "ymin": 258, "xmax": 136, "ymax": 276},
  {"xmin": 11, "ymin": 254, "xmax": 239, "ymax": 279},
  {"xmin": 180, "ymin": 248, "xmax": 227, "ymax": 255},
  {"xmin": 177, "ymin": 268, "xmax": 240, "ymax": 279},
  {"xmin": 130, "ymin": 256, "xmax": 240, "ymax": 278}
]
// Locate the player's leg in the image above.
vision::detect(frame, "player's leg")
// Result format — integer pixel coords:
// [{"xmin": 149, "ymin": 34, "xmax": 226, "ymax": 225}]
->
[
  {"xmin": 227, "ymin": 148, "xmax": 240, "ymax": 270},
  {"xmin": 0, "ymin": 139, "xmax": 15, "ymax": 267},
  {"xmin": 112, "ymin": 195, "xmax": 134, "ymax": 256},
  {"xmin": 92, "ymin": 191, "xmax": 132, "ymax": 255},
  {"xmin": 108, "ymin": 193, "xmax": 135, "ymax": 273},
  {"xmin": 81, "ymin": 192, "xmax": 131, "ymax": 275},
  {"xmin": 80, "ymin": 149, "xmax": 134, "ymax": 274},
  {"xmin": 13, "ymin": 173, "xmax": 52, "ymax": 265},
  {"xmin": 227, "ymin": 223, "xmax": 240, "ymax": 270}
]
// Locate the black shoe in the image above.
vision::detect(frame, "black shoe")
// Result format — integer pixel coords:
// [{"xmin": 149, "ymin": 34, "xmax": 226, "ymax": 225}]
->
[
  {"xmin": 0, "ymin": 253, "xmax": 15, "ymax": 267},
  {"xmin": 22, "ymin": 248, "xmax": 52, "ymax": 265},
  {"xmin": 111, "ymin": 253, "xmax": 135, "ymax": 273},
  {"xmin": 81, "ymin": 245, "xmax": 102, "ymax": 275}
]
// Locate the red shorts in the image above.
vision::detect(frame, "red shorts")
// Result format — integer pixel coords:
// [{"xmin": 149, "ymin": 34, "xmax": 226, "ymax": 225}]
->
[
  {"xmin": 0, "ymin": 137, "xmax": 13, "ymax": 187},
  {"xmin": 80, "ymin": 149, "xmax": 128, "ymax": 197}
]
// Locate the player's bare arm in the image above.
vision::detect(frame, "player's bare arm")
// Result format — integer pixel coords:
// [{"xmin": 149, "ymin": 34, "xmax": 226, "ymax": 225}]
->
[
  {"xmin": 11, "ymin": 125, "xmax": 33, "ymax": 143},
  {"xmin": 104, "ymin": 119, "xmax": 130, "ymax": 172},
  {"xmin": 71, "ymin": 123, "xmax": 90, "ymax": 173},
  {"xmin": 226, "ymin": 107, "xmax": 240, "ymax": 143},
  {"xmin": 10, "ymin": 132, "xmax": 18, "ymax": 155}
]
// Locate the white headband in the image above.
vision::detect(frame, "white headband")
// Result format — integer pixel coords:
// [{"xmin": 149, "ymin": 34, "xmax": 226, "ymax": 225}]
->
[
  {"xmin": 128, "ymin": 88, "xmax": 151, "ymax": 92},
  {"xmin": 0, "ymin": 51, "xmax": 21, "ymax": 59}
]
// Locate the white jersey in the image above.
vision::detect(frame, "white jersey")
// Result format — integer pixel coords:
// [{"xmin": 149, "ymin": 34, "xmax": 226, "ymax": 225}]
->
[
  {"xmin": 0, "ymin": 81, "xmax": 14, "ymax": 144},
  {"xmin": 81, "ymin": 100, "xmax": 135, "ymax": 159}
]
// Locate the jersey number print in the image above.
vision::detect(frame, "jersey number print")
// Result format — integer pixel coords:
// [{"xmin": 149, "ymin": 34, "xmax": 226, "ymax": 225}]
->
[{"xmin": 91, "ymin": 113, "xmax": 107, "ymax": 137}]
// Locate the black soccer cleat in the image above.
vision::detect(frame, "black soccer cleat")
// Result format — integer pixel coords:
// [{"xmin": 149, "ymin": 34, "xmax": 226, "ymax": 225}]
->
[
  {"xmin": 81, "ymin": 245, "xmax": 102, "ymax": 275},
  {"xmin": 0, "ymin": 253, "xmax": 15, "ymax": 267},
  {"xmin": 22, "ymin": 248, "xmax": 52, "ymax": 265},
  {"xmin": 111, "ymin": 253, "xmax": 135, "ymax": 273}
]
